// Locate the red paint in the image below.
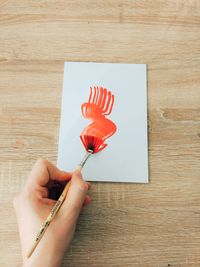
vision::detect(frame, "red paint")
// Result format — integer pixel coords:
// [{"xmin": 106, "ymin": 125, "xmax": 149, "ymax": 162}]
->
[{"xmin": 80, "ymin": 86, "xmax": 117, "ymax": 153}]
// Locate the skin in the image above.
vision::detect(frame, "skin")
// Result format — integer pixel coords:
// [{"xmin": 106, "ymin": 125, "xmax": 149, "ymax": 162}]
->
[{"xmin": 13, "ymin": 159, "xmax": 91, "ymax": 267}]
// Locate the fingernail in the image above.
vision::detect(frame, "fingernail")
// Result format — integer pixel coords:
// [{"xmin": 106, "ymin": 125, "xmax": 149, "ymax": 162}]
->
[{"xmin": 73, "ymin": 169, "xmax": 82, "ymax": 178}]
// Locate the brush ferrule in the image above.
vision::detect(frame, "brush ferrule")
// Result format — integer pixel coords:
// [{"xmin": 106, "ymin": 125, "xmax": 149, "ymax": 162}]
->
[{"xmin": 78, "ymin": 150, "xmax": 93, "ymax": 170}]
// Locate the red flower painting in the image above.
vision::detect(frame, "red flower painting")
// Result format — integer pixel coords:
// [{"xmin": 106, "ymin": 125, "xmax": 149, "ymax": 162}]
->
[{"xmin": 80, "ymin": 86, "xmax": 117, "ymax": 153}]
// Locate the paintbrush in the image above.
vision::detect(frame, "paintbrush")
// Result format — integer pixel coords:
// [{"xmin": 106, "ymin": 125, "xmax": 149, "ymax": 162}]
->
[
  {"xmin": 26, "ymin": 148, "xmax": 93, "ymax": 258},
  {"xmin": 27, "ymin": 86, "xmax": 117, "ymax": 258}
]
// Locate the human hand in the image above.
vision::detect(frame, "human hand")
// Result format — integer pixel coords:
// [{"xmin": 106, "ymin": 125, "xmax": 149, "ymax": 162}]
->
[{"xmin": 13, "ymin": 159, "xmax": 91, "ymax": 267}]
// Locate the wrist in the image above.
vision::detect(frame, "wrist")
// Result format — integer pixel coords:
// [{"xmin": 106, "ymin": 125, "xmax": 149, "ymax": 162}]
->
[
  {"xmin": 22, "ymin": 245, "xmax": 64, "ymax": 267},
  {"xmin": 23, "ymin": 255, "xmax": 63, "ymax": 267}
]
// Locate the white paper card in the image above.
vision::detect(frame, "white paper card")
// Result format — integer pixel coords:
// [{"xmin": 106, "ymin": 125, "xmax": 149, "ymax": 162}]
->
[{"xmin": 57, "ymin": 62, "xmax": 148, "ymax": 183}]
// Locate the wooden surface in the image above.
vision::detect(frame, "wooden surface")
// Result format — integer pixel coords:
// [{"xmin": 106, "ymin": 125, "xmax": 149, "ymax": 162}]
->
[{"xmin": 0, "ymin": 1, "xmax": 200, "ymax": 266}]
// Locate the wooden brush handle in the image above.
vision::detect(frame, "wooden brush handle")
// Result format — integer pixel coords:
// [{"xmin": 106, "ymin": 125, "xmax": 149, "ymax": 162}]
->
[
  {"xmin": 26, "ymin": 180, "xmax": 71, "ymax": 258},
  {"xmin": 26, "ymin": 163, "xmax": 86, "ymax": 258}
]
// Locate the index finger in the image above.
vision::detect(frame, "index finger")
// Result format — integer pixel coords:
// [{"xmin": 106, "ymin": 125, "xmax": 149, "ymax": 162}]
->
[{"xmin": 25, "ymin": 159, "xmax": 72, "ymax": 190}]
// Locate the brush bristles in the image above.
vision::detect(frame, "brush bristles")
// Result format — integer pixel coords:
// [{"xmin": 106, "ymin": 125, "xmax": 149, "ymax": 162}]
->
[{"xmin": 80, "ymin": 135, "xmax": 107, "ymax": 154}]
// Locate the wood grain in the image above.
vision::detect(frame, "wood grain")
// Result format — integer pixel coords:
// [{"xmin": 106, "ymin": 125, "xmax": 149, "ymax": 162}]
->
[{"xmin": 0, "ymin": 1, "xmax": 200, "ymax": 266}]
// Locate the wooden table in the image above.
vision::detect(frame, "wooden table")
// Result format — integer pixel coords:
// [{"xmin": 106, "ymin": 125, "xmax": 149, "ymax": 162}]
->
[{"xmin": 0, "ymin": 1, "xmax": 200, "ymax": 266}]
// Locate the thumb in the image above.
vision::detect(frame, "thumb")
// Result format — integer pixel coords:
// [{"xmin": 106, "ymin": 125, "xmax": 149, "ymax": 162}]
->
[{"xmin": 61, "ymin": 170, "xmax": 89, "ymax": 220}]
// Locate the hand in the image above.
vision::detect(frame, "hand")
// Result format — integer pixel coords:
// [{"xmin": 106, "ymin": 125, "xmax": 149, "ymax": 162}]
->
[{"xmin": 13, "ymin": 159, "xmax": 91, "ymax": 267}]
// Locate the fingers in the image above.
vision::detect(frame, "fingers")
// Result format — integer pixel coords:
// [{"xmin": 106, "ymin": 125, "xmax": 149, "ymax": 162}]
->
[
  {"xmin": 61, "ymin": 170, "xmax": 90, "ymax": 220},
  {"xmin": 24, "ymin": 159, "xmax": 91, "ymax": 221},
  {"xmin": 82, "ymin": 195, "xmax": 91, "ymax": 209},
  {"xmin": 45, "ymin": 160, "xmax": 72, "ymax": 183},
  {"xmin": 25, "ymin": 159, "xmax": 72, "ymax": 192}
]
